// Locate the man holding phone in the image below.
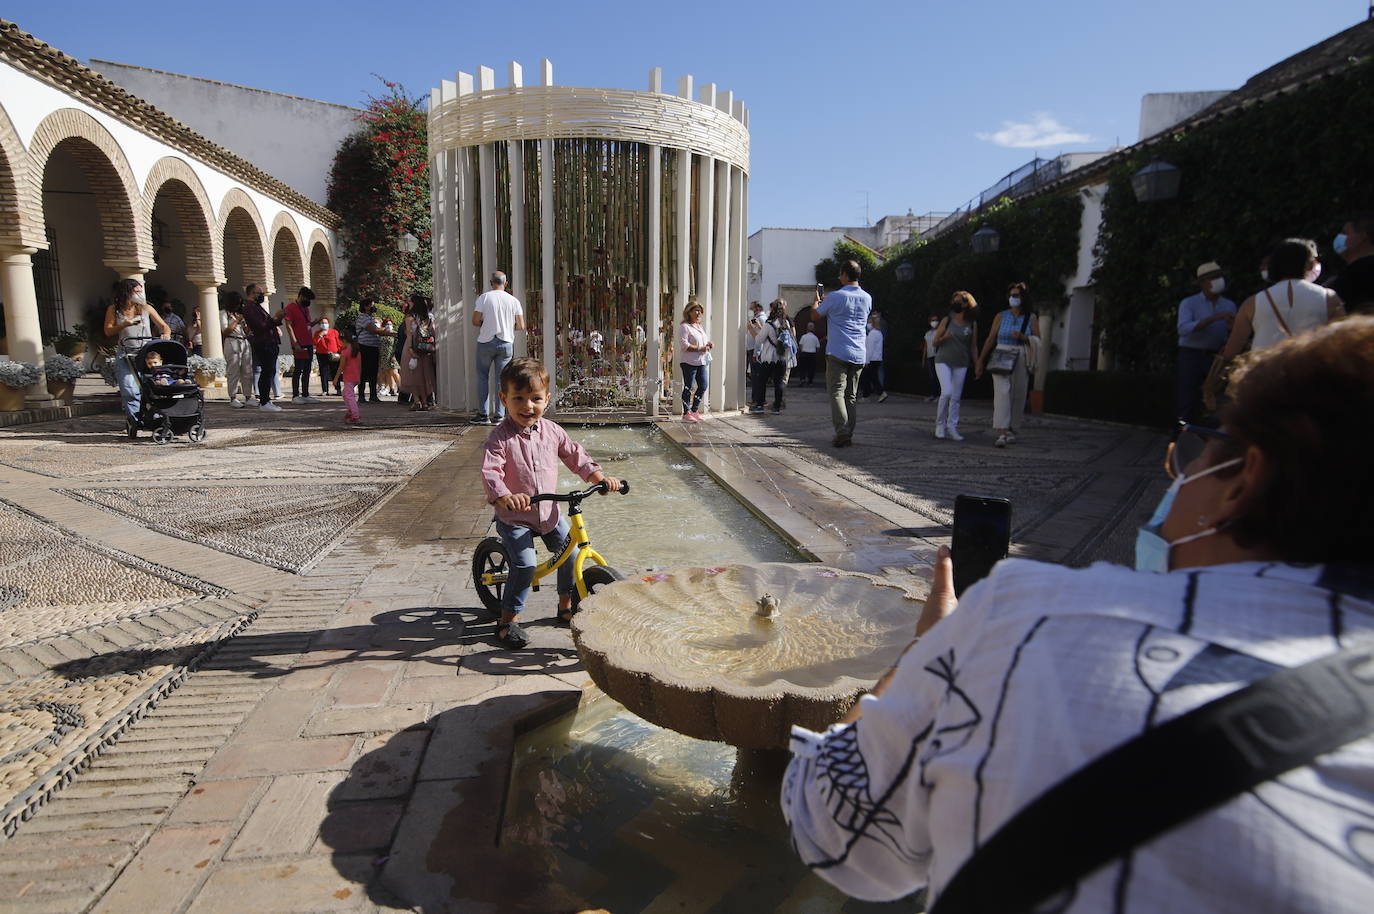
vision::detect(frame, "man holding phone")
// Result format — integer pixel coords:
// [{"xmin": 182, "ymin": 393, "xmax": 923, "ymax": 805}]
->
[{"xmin": 816, "ymin": 260, "xmax": 872, "ymax": 447}]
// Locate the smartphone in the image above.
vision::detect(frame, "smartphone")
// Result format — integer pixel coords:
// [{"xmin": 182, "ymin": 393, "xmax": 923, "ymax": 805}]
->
[
  {"xmin": 951, "ymin": 495, "xmax": 1012, "ymax": 596},
  {"xmin": 816, "ymin": 283, "xmax": 825, "ymax": 298}
]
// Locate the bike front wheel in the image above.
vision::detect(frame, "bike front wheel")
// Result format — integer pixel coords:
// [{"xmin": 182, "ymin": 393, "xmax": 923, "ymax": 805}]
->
[
  {"xmin": 472, "ymin": 537, "xmax": 511, "ymax": 615},
  {"xmin": 574, "ymin": 564, "xmax": 623, "ymax": 610}
]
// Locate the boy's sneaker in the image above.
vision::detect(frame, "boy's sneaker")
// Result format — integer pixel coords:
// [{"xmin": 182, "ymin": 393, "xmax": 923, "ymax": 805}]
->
[
  {"xmin": 259, "ymin": 401, "xmax": 282, "ymax": 412},
  {"xmin": 879, "ymin": 392, "xmax": 889, "ymax": 402},
  {"xmin": 498, "ymin": 620, "xmax": 529, "ymax": 649}
]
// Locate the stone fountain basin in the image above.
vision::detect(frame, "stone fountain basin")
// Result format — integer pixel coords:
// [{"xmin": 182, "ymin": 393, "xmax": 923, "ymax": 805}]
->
[{"xmin": 571, "ymin": 563, "xmax": 919, "ymax": 750}]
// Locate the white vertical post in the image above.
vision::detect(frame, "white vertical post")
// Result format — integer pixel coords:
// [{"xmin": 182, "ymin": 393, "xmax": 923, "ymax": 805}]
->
[
  {"xmin": 710, "ymin": 157, "xmax": 731, "ymax": 412},
  {"xmin": 0, "ymin": 248, "xmax": 55, "ymax": 407},
  {"xmin": 508, "ymin": 61, "xmax": 523, "ymax": 88},
  {"xmin": 540, "ymin": 138, "xmax": 557, "ymax": 409},
  {"xmin": 509, "ymin": 139, "xmax": 527, "ymax": 358},
  {"xmin": 728, "ymin": 166, "xmax": 746, "ymax": 410},
  {"xmin": 479, "ymin": 144, "xmax": 496, "ymax": 284},
  {"xmin": 735, "ymin": 169, "xmax": 750, "ymax": 408},
  {"xmin": 695, "ymin": 154, "xmax": 714, "ymax": 412},
  {"xmin": 455, "ymin": 72, "xmax": 478, "ymax": 413},
  {"xmin": 538, "ymin": 62, "xmax": 557, "ymax": 406},
  {"xmin": 673, "ymin": 147, "xmax": 691, "ymax": 416},
  {"xmin": 648, "ymin": 67, "xmax": 662, "ymax": 94},
  {"xmin": 646, "ymin": 144, "xmax": 662, "ymax": 416}
]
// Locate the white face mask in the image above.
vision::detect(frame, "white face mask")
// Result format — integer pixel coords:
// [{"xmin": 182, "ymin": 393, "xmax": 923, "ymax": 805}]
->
[
  {"xmin": 1008, "ymin": 296, "xmax": 1022, "ymax": 308},
  {"xmin": 130, "ymin": 291, "xmax": 146, "ymax": 306},
  {"xmin": 320, "ymin": 323, "xmax": 330, "ymax": 330},
  {"xmin": 1260, "ymin": 269, "xmax": 1269, "ymax": 283},
  {"xmin": 1208, "ymin": 277, "xmax": 1226, "ymax": 294},
  {"xmin": 930, "ymin": 320, "xmax": 939, "ymax": 328}
]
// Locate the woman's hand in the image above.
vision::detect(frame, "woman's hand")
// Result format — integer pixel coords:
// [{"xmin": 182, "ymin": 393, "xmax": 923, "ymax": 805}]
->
[
  {"xmin": 974, "ymin": 361, "xmax": 984, "ymax": 379},
  {"xmin": 1013, "ymin": 331, "xmax": 1028, "ymax": 343},
  {"xmin": 705, "ymin": 341, "xmax": 714, "ymax": 350},
  {"xmin": 916, "ymin": 546, "xmax": 957, "ymax": 636},
  {"xmin": 497, "ymin": 493, "xmax": 531, "ymax": 511}
]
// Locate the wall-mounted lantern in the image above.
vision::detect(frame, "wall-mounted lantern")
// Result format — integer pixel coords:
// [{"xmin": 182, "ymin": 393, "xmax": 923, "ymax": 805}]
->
[
  {"xmin": 971, "ymin": 225, "xmax": 1000, "ymax": 254},
  {"xmin": 1131, "ymin": 159, "xmax": 1181, "ymax": 203},
  {"xmin": 894, "ymin": 261, "xmax": 915, "ymax": 282},
  {"xmin": 396, "ymin": 232, "xmax": 420, "ymax": 254}
]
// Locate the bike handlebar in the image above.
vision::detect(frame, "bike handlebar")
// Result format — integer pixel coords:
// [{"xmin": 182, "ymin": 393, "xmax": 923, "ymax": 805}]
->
[{"xmin": 530, "ymin": 480, "xmax": 631, "ymax": 504}]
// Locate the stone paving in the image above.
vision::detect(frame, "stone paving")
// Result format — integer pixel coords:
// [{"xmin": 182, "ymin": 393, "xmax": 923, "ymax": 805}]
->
[{"xmin": 0, "ymin": 385, "xmax": 1171, "ymax": 913}]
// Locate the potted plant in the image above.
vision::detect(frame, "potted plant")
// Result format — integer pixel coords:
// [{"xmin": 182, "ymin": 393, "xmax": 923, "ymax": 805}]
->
[
  {"xmin": 0, "ymin": 360, "xmax": 41, "ymax": 412},
  {"xmin": 43, "ymin": 354, "xmax": 84, "ymax": 405},
  {"xmin": 49, "ymin": 325, "xmax": 88, "ymax": 360},
  {"xmin": 187, "ymin": 355, "xmax": 226, "ymax": 388}
]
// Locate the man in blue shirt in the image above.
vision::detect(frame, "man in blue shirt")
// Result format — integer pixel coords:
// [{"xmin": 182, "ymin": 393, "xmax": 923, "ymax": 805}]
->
[
  {"xmin": 1176, "ymin": 261, "xmax": 1235, "ymax": 423},
  {"xmin": 816, "ymin": 260, "xmax": 873, "ymax": 447}
]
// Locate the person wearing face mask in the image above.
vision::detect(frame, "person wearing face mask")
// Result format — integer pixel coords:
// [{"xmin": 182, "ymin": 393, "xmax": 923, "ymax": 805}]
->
[
  {"xmin": 1175, "ymin": 262, "xmax": 1236, "ymax": 424},
  {"xmin": 103, "ymin": 278, "xmax": 171, "ymax": 422},
  {"xmin": 313, "ymin": 316, "xmax": 342, "ymax": 395},
  {"xmin": 239, "ymin": 282, "xmax": 285, "ymax": 412},
  {"xmin": 975, "ymin": 282, "xmax": 1039, "ymax": 447},
  {"xmin": 784, "ymin": 316, "xmax": 1374, "ymax": 912},
  {"xmin": 921, "ymin": 314, "xmax": 940, "ymax": 401},
  {"xmin": 1219, "ymin": 238, "xmax": 1345, "ymax": 364},
  {"xmin": 932, "ymin": 291, "xmax": 979, "ymax": 440},
  {"xmin": 1329, "ymin": 210, "xmax": 1374, "ymax": 314}
]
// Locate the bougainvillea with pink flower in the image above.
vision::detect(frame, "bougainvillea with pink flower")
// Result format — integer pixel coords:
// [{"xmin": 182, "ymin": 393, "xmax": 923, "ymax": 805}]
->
[{"xmin": 326, "ymin": 80, "xmax": 431, "ymax": 309}]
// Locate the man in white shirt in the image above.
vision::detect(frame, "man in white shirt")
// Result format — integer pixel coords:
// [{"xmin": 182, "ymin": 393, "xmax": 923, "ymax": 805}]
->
[
  {"xmin": 471, "ymin": 271, "xmax": 525, "ymax": 424},
  {"xmin": 798, "ymin": 322, "xmax": 820, "ymax": 386},
  {"xmin": 860, "ymin": 316, "xmax": 886, "ymax": 402}
]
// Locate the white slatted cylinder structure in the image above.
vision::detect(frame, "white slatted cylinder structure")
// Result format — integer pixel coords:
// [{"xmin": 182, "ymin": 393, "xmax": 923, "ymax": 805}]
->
[{"xmin": 428, "ymin": 61, "xmax": 750, "ymax": 418}]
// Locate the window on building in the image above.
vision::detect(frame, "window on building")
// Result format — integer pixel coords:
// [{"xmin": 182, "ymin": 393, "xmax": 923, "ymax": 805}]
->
[{"xmin": 34, "ymin": 228, "xmax": 65, "ymax": 341}]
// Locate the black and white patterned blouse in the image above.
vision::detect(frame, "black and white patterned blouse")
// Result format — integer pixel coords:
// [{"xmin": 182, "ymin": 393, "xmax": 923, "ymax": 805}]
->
[{"xmin": 783, "ymin": 559, "xmax": 1374, "ymax": 912}]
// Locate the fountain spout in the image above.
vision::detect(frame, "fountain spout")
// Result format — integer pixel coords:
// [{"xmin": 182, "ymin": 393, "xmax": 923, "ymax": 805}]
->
[{"xmin": 755, "ymin": 594, "xmax": 780, "ymax": 619}]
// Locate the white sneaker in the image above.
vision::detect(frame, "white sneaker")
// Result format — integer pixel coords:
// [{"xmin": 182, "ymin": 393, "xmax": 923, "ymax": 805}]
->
[
  {"xmin": 948, "ymin": 428, "xmax": 965, "ymax": 441},
  {"xmin": 229, "ymin": 400, "xmax": 245, "ymax": 409},
  {"xmin": 878, "ymin": 392, "xmax": 888, "ymax": 403},
  {"xmin": 301, "ymin": 396, "xmax": 322, "ymax": 404},
  {"xmin": 1004, "ymin": 432, "xmax": 1018, "ymax": 444},
  {"xmin": 291, "ymin": 396, "xmax": 307, "ymax": 404},
  {"xmin": 935, "ymin": 425, "xmax": 946, "ymax": 439},
  {"xmin": 259, "ymin": 401, "xmax": 283, "ymax": 412},
  {"xmin": 995, "ymin": 434, "xmax": 1008, "ymax": 448}
]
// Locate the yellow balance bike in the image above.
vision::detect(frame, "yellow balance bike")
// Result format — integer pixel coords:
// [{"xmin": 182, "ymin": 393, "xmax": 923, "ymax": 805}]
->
[{"xmin": 472, "ymin": 480, "xmax": 631, "ymax": 614}]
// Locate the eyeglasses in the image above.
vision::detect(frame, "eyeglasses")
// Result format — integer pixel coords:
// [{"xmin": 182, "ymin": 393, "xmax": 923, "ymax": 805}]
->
[{"xmin": 1166, "ymin": 423, "xmax": 1232, "ymax": 479}]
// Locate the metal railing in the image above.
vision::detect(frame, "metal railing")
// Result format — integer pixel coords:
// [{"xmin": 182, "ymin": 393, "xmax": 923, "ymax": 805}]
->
[{"xmin": 924, "ymin": 157, "xmax": 1068, "ymax": 239}]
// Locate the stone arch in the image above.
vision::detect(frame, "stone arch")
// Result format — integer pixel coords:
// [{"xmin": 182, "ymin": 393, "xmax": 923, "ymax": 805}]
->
[
  {"xmin": 269, "ymin": 212, "xmax": 306, "ymax": 302},
  {"xmin": 27, "ymin": 108, "xmax": 151, "ymax": 271},
  {"xmin": 0, "ymin": 102, "xmax": 41, "ymax": 250},
  {"xmin": 142, "ymin": 156, "xmax": 221, "ymax": 282},
  {"xmin": 307, "ymin": 230, "xmax": 336, "ymax": 311},
  {"xmin": 217, "ymin": 187, "xmax": 269, "ymax": 295}
]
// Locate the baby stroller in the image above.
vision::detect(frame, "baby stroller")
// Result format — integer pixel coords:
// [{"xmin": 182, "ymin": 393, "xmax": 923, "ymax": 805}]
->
[{"xmin": 125, "ymin": 339, "xmax": 207, "ymax": 444}]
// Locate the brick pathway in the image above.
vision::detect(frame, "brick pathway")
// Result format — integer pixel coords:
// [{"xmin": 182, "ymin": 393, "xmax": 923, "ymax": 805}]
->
[{"xmin": 0, "ymin": 387, "xmax": 1171, "ymax": 912}]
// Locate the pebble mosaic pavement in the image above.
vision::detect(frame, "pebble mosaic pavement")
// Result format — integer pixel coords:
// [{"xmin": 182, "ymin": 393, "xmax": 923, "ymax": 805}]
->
[{"xmin": 0, "ymin": 407, "xmax": 456, "ymax": 843}]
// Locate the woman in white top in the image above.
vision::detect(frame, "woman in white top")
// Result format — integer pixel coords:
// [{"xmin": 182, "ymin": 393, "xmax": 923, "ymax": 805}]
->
[
  {"xmin": 676, "ymin": 301, "xmax": 712, "ymax": 421},
  {"xmin": 1221, "ymin": 237, "xmax": 1345, "ymax": 361}
]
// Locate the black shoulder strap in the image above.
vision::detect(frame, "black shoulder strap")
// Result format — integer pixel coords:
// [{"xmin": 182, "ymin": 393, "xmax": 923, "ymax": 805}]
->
[{"xmin": 931, "ymin": 642, "xmax": 1374, "ymax": 914}]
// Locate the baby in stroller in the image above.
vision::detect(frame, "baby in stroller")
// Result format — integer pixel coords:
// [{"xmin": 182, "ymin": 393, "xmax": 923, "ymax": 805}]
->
[{"xmin": 126, "ymin": 340, "xmax": 207, "ymax": 443}]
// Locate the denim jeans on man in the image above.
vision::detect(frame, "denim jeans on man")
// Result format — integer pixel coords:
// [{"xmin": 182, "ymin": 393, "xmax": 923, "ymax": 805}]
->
[
  {"xmin": 113, "ymin": 355, "xmax": 141, "ymax": 421},
  {"xmin": 496, "ymin": 516, "xmax": 572, "ymax": 616},
  {"xmin": 475, "ymin": 338, "xmax": 514, "ymax": 419}
]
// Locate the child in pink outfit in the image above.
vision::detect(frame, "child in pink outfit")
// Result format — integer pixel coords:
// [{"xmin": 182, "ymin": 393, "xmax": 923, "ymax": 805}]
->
[{"xmin": 338, "ymin": 338, "xmax": 362, "ymax": 424}]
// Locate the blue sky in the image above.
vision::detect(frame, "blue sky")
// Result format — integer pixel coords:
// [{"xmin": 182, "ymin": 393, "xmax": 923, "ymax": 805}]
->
[{"xmin": 8, "ymin": 0, "xmax": 1366, "ymax": 232}]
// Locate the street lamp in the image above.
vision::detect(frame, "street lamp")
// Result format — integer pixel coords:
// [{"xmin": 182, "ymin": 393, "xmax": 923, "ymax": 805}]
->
[
  {"xmin": 1131, "ymin": 159, "xmax": 1181, "ymax": 203},
  {"xmin": 396, "ymin": 232, "xmax": 420, "ymax": 254},
  {"xmin": 971, "ymin": 225, "xmax": 1000, "ymax": 254},
  {"xmin": 895, "ymin": 261, "xmax": 915, "ymax": 282}
]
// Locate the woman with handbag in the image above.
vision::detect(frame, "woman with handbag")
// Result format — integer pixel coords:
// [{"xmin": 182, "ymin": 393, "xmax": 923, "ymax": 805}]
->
[
  {"xmin": 976, "ymin": 282, "xmax": 1039, "ymax": 447},
  {"xmin": 400, "ymin": 292, "xmax": 437, "ymax": 411}
]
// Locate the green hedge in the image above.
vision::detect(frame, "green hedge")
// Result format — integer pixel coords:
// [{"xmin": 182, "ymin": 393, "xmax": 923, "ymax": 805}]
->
[
  {"xmin": 1044, "ymin": 370, "xmax": 1174, "ymax": 428},
  {"xmin": 1092, "ymin": 57, "xmax": 1374, "ymax": 372},
  {"xmin": 825, "ymin": 193, "xmax": 1083, "ymax": 396}
]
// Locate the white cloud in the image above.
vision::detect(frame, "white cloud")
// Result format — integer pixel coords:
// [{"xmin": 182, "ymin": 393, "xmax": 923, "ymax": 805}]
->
[{"xmin": 976, "ymin": 113, "xmax": 1093, "ymax": 148}]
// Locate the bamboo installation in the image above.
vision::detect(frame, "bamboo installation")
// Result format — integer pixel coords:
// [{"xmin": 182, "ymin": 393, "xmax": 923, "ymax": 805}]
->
[{"xmin": 429, "ymin": 62, "xmax": 750, "ymax": 416}]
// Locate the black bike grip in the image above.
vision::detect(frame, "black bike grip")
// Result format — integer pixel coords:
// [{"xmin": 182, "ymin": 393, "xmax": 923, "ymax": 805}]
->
[{"xmin": 619, "ymin": 480, "xmax": 630, "ymax": 495}]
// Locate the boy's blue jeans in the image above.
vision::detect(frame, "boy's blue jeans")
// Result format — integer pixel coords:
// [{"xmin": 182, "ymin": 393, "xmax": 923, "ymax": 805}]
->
[{"xmin": 496, "ymin": 516, "xmax": 572, "ymax": 616}]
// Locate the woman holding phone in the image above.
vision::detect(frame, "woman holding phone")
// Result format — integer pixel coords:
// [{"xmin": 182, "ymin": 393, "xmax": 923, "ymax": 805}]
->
[{"xmin": 785, "ymin": 316, "xmax": 1374, "ymax": 913}]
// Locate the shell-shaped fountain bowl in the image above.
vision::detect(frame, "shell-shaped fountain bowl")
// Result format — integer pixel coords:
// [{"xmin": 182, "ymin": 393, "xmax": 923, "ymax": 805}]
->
[{"xmin": 571, "ymin": 563, "xmax": 919, "ymax": 749}]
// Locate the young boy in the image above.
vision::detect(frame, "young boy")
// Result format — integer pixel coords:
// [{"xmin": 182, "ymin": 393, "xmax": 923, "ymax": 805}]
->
[
  {"xmin": 480, "ymin": 358, "xmax": 621, "ymax": 648},
  {"xmin": 143, "ymin": 351, "xmax": 186, "ymax": 386}
]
